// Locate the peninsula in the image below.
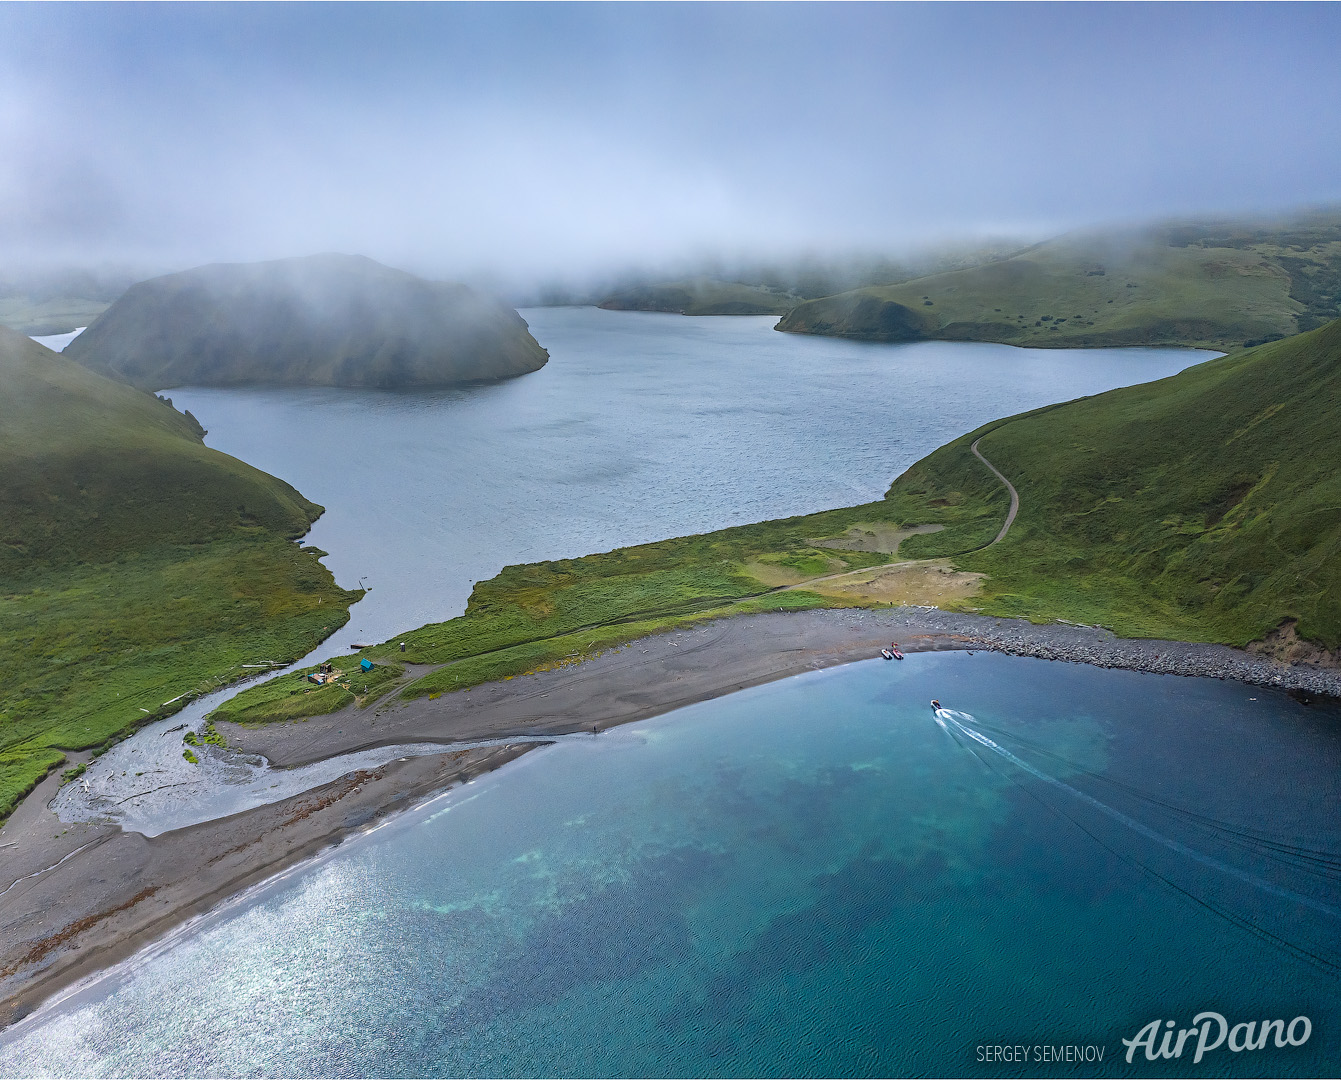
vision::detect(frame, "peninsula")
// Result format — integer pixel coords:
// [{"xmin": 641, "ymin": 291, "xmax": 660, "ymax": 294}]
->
[
  {"xmin": 214, "ymin": 317, "xmax": 1341, "ymax": 726},
  {"xmin": 777, "ymin": 212, "xmax": 1341, "ymax": 350}
]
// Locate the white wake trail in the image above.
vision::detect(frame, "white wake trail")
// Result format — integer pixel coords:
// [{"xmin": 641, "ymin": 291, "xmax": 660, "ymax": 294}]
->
[{"xmin": 937, "ymin": 709, "xmax": 1341, "ymax": 921}]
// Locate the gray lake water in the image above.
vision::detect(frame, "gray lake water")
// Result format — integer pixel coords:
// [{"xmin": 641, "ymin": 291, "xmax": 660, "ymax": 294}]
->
[
  {"xmin": 51, "ymin": 311, "xmax": 1212, "ymax": 834},
  {"xmin": 169, "ymin": 308, "xmax": 1212, "ymax": 648}
]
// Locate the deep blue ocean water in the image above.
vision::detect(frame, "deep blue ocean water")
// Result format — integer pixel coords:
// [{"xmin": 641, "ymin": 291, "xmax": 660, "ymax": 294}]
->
[{"xmin": 5, "ymin": 652, "xmax": 1337, "ymax": 1077}]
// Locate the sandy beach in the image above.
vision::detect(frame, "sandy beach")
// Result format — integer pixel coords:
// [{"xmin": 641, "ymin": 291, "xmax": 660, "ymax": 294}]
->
[{"xmin": 3, "ymin": 606, "xmax": 1338, "ymax": 1031}]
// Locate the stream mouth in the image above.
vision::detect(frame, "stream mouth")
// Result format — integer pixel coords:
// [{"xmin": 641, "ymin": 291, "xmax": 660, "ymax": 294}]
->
[
  {"xmin": 11, "ymin": 652, "xmax": 1340, "ymax": 1078},
  {"xmin": 51, "ymin": 723, "xmax": 597, "ymax": 837}
]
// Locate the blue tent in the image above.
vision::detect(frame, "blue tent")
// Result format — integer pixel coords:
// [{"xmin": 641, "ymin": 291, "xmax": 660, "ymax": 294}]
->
[{"xmin": 360, "ymin": 658, "xmax": 373, "ymax": 672}]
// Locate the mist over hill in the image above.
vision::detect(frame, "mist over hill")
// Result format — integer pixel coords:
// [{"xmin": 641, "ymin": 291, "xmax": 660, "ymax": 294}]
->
[
  {"xmin": 0, "ymin": 322, "xmax": 358, "ymax": 818},
  {"xmin": 0, "ymin": 265, "xmax": 145, "ymax": 335},
  {"xmin": 554, "ymin": 242, "xmax": 1026, "ymax": 315},
  {"xmin": 65, "ymin": 254, "xmax": 549, "ymax": 390},
  {"xmin": 597, "ymin": 278, "xmax": 799, "ymax": 316},
  {"xmin": 778, "ymin": 212, "xmax": 1341, "ymax": 350}
]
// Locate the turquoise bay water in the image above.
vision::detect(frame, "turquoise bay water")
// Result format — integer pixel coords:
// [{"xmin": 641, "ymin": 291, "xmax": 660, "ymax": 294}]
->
[{"xmin": 5, "ymin": 653, "xmax": 1337, "ymax": 1077}]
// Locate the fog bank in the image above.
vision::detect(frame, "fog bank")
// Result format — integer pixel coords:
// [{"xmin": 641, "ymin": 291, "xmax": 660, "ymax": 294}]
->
[{"xmin": 2, "ymin": 4, "xmax": 1339, "ymax": 288}]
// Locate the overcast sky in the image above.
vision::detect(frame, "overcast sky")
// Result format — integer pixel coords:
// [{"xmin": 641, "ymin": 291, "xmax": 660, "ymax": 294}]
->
[{"xmin": 2, "ymin": 2, "xmax": 1339, "ymax": 283}]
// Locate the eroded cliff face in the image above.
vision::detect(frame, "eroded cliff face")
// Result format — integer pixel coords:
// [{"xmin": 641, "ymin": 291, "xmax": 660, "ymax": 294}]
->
[
  {"xmin": 1247, "ymin": 620, "xmax": 1341, "ymax": 670},
  {"xmin": 66, "ymin": 253, "xmax": 548, "ymax": 390}
]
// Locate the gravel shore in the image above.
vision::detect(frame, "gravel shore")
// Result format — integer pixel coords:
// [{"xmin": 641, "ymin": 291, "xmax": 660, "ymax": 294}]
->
[
  {"xmin": 864, "ymin": 607, "xmax": 1341, "ymax": 701},
  {"xmin": 3, "ymin": 605, "xmax": 1336, "ymax": 1031}
]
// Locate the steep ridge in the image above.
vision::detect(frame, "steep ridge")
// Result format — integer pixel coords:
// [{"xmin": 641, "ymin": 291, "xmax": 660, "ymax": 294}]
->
[
  {"xmin": 885, "ymin": 318, "xmax": 1341, "ymax": 647},
  {"xmin": 0, "ymin": 325, "xmax": 358, "ymax": 820}
]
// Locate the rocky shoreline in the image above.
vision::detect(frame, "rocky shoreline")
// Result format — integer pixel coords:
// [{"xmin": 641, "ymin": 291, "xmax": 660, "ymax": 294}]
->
[{"xmin": 861, "ymin": 607, "xmax": 1341, "ymax": 701}]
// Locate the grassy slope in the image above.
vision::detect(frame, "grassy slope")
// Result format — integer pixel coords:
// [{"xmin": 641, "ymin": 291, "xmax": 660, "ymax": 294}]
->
[
  {"xmin": 216, "ymin": 504, "xmax": 919, "ymax": 720},
  {"xmin": 0, "ymin": 325, "xmax": 360, "ymax": 819},
  {"xmin": 778, "ymin": 214, "xmax": 1341, "ymax": 350},
  {"xmin": 0, "ymin": 297, "xmax": 110, "ymax": 336},
  {"xmin": 598, "ymin": 278, "xmax": 800, "ymax": 315},
  {"xmin": 889, "ymin": 319, "xmax": 1341, "ymax": 646}
]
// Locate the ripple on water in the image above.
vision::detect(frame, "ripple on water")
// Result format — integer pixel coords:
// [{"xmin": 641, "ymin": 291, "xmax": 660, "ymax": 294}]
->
[
  {"xmin": 6, "ymin": 652, "xmax": 1338, "ymax": 1077},
  {"xmin": 56, "ymin": 313, "xmax": 1211, "ymax": 838}
]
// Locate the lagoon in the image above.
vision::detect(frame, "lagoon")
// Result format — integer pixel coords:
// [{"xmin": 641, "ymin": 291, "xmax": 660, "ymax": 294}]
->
[
  {"xmin": 52, "ymin": 310, "xmax": 1212, "ymax": 834},
  {"xmin": 20, "ymin": 310, "xmax": 1314, "ymax": 1077},
  {"xmin": 5, "ymin": 652, "xmax": 1337, "ymax": 1076},
  {"xmin": 166, "ymin": 309, "xmax": 1210, "ymax": 648}
]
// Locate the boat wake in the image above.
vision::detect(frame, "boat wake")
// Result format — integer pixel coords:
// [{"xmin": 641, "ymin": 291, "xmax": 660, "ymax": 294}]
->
[{"xmin": 934, "ymin": 706, "xmax": 1341, "ymax": 975}]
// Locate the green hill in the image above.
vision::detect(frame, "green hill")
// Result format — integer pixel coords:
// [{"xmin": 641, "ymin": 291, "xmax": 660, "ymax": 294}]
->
[
  {"xmin": 778, "ymin": 213, "xmax": 1341, "ymax": 350},
  {"xmin": 0, "ymin": 266, "xmax": 133, "ymax": 335},
  {"xmin": 885, "ymin": 318, "xmax": 1341, "ymax": 649},
  {"xmin": 0, "ymin": 296, "xmax": 109, "ymax": 337},
  {"xmin": 65, "ymin": 253, "xmax": 549, "ymax": 390},
  {"xmin": 598, "ymin": 277, "xmax": 800, "ymax": 315},
  {"xmin": 0, "ymin": 324, "xmax": 359, "ymax": 820}
]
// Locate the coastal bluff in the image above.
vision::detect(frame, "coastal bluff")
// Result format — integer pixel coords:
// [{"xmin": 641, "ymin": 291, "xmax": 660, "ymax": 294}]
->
[
  {"xmin": 65, "ymin": 253, "xmax": 549, "ymax": 390},
  {"xmin": 0, "ymin": 321, "xmax": 357, "ymax": 823}
]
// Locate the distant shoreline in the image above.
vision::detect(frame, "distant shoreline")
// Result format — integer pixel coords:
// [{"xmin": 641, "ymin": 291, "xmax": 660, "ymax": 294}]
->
[{"xmin": 3, "ymin": 606, "xmax": 1338, "ymax": 1032}]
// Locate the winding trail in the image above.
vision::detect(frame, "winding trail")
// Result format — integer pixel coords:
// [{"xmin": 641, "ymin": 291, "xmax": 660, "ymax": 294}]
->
[
  {"xmin": 779, "ymin": 435, "xmax": 1022, "ymax": 594},
  {"xmin": 970, "ymin": 435, "xmax": 1019, "ymax": 546}
]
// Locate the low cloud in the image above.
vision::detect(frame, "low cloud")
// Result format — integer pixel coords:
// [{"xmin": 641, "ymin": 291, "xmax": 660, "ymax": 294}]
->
[{"xmin": 2, "ymin": 4, "xmax": 1339, "ymax": 289}]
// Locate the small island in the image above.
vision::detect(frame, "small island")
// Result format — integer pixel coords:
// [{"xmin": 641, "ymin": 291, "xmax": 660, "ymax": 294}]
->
[{"xmin": 64, "ymin": 253, "xmax": 550, "ymax": 390}]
